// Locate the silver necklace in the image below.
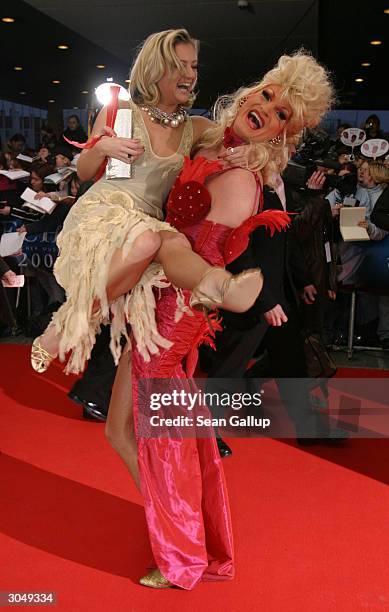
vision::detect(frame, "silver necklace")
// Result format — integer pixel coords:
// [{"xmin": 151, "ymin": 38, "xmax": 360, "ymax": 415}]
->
[{"xmin": 140, "ymin": 104, "xmax": 187, "ymax": 128}]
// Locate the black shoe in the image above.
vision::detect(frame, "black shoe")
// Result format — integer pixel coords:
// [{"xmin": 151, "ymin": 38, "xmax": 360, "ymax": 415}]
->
[
  {"xmin": 216, "ymin": 437, "xmax": 232, "ymax": 458},
  {"xmin": 68, "ymin": 391, "xmax": 108, "ymax": 422},
  {"xmin": 296, "ymin": 428, "xmax": 349, "ymax": 447},
  {"xmin": 380, "ymin": 338, "xmax": 389, "ymax": 351}
]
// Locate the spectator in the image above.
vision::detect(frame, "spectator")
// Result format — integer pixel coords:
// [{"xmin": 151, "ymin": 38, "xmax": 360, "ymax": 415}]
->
[
  {"xmin": 0, "ymin": 153, "xmax": 17, "ymax": 194},
  {"xmin": 0, "ymin": 161, "xmax": 54, "ymax": 224},
  {"xmin": 363, "ymin": 114, "xmax": 384, "ymax": 140},
  {"xmin": 62, "ymin": 114, "xmax": 87, "ymax": 145},
  {"xmin": 338, "ymin": 161, "xmax": 389, "ymax": 348},
  {"xmin": 5, "ymin": 133, "xmax": 26, "ymax": 155},
  {"xmin": 40, "ymin": 125, "xmax": 57, "ymax": 153}
]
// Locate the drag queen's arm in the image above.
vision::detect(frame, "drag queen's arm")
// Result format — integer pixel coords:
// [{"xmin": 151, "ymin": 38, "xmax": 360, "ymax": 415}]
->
[
  {"xmin": 77, "ymin": 105, "xmax": 145, "ymax": 181},
  {"xmin": 206, "ymin": 168, "xmax": 259, "ymax": 227}
]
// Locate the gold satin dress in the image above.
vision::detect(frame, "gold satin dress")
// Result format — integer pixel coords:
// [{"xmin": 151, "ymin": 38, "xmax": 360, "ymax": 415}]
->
[{"xmin": 52, "ymin": 102, "xmax": 193, "ymax": 373}]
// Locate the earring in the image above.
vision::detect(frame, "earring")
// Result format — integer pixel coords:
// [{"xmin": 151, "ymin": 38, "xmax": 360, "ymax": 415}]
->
[
  {"xmin": 238, "ymin": 97, "xmax": 248, "ymax": 107},
  {"xmin": 269, "ymin": 135, "xmax": 282, "ymax": 145}
]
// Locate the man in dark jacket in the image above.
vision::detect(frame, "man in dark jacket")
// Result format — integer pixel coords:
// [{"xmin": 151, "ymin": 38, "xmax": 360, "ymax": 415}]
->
[{"xmin": 205, "ymin": 181, "xmax": 346, "ymax": 454}]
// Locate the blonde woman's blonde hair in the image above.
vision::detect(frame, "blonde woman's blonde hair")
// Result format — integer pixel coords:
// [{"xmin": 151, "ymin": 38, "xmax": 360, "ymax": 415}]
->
[
  {"xmin": 368, "ymin": 160, "xmax": 389, "ymax": 188},
  {"xmin": 196, "ymin": 50, "xmax": 334, "ymax": 179},
  {"xmin": 129, "ymin": 28, "xmax": 199, "ymax": 108}
]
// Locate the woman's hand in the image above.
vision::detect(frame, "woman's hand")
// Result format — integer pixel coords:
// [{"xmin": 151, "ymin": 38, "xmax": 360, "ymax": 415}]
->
[
  {"xmin": 95, "ymin": 125, "xmax": 145, "ymax": 164},
  {"xmin": 328, "ymin": 290, "xmax": 336, "ymax": 300},
  {"xmin": 331, "ymin": 204, "xmax": 342, "ymax": 218},
  {"xmin": 1, "ymin": 269, "xmax": 17, "ymax": 285},
  {"xmin": 34, "ymin": 191, "xmax": 47, "ymax": 200},
  {"xmin": 358, "ymin": 220, "xmax": 369, "ymax": 229},
  {"xmin": 306, "ymin": 170, "xmax": 326, "ymax": 190},
  {"xmin": 17, "ymin": 225, "xmax": 27, "ymax": 234},
  {"xmin": 0, "ymin": 206, "xmax": 11, "ymax": 216}
]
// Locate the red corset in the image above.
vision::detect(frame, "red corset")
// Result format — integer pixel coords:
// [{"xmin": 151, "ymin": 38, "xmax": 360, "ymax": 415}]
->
[{"xmin": 166, "ymin": 156, "xmax": 291, "ymax": 266}]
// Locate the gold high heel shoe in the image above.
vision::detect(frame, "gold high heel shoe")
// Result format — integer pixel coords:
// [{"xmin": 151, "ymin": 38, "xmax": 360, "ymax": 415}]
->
[
  {"xmin": 139, "ymin": 569, "xmax": 173, "ymax": 589},
  {"xmin": 190, "ymin": 267, "xmax": 263, "ymax": 313},
  {"xmin": 31, "ymin": 337, "xmax": 56, "ymax": 373}
]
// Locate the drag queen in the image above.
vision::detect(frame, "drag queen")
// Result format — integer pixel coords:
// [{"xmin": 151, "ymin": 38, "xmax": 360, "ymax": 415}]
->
[
  {"xmin": 31, "ymin": 28, "xmax": 262, "ymax": 375},
  {"xmin": 106, "ymin": 51, "xmax": 334, "ymax": 588}
]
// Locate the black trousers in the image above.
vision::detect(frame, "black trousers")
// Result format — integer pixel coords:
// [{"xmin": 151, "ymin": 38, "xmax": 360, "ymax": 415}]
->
[
  {"xmin": 70, "ymin": 325, "xmax": 117, "ymax": 410},
  {"xmin": 206, "ymin": 307, "xmax": 324, "ymax": 437}
]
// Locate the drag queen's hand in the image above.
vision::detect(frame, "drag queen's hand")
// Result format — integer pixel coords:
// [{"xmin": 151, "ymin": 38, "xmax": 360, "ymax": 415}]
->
[
  {"xmin": 96, "ymin": 126, "xmax": 145, "ymax": 164},
  {"xmin": 218, "ymin": 144, "xmax": 260, "ymax": 170}
]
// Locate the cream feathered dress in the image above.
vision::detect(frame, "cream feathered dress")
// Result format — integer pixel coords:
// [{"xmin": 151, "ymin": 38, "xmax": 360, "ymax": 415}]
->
[{"xmin": 52, "ymin": 101, "xmax": 193, "ymax": 373}]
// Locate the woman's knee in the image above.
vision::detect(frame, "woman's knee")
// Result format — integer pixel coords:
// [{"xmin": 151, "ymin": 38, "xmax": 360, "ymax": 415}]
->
[
  {"xmin": 130, "ymin": 230, "xmax": 162, "ymax": 260},
  {"xmin": 160, "ymin": 231, "xmax": 191, "ymax": 251}
]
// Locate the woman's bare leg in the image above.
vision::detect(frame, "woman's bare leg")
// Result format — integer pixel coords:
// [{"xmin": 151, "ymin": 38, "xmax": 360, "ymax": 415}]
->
[
  {"xmin": 37, "ymin": 230, "xmax": 162, "ymax": 356},
  {"xmin": 105, "ymin": 348, "xmax": 139, "ymax": 489},
  {"xmin": 155, "ymin": 230, "xmax": 263, "ymax": 312},
  {"xmin": 155, "ymin": 231, "xmax": 211, "ymax": 289}
]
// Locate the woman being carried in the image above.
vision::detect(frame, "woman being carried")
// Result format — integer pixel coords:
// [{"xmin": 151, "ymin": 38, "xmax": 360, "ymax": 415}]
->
[
  {"xmin": 31, "ymin": 28, "xmax": 262, "ymax": 375},
  {"xmin": 106, "ymin": 51, "xmax": 334, "ymax": 589}
]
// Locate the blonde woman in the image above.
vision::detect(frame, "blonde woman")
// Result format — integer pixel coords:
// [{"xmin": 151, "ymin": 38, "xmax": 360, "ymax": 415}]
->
[
  {"xmin": 31, "ymin": 29, "xmax": 261, "ymax": 375},
  {"xmin": 106, "ymin": 50, "xmax": 334, "ymax": 589}
]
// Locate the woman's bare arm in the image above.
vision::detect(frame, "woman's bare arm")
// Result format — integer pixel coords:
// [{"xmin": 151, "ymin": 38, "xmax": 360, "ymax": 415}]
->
[{"xmin": 77, "ymin": 105, "xmax": 145, "ymax": 182}]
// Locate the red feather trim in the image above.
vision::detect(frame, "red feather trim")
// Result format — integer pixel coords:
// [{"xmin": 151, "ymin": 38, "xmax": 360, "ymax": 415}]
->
[{"xmin": 224, "ymin": 209, "xmax": 291, "ymax": 264}]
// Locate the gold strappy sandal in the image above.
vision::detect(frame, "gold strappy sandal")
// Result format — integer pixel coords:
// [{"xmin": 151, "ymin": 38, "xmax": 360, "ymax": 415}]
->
[
  {"xmin": 139, "ymin": 569, "xmax": 173, "ymax": 589},
  {"xmin": 190, "ymin": 267, "xmax": 263, "ymax": 313},
  {"xmin": 31, "ymin": 337, "xmax": 56, "ymax": 373}
]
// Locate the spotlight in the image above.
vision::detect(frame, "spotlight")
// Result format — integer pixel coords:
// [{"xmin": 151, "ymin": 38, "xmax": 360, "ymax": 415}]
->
[
  {"xmin": 2, "ymin": 17, "xmax": 15, "ymax": 23},
  {"xmin": 95, "ymin": 82, "xmax": 130, "ymax": 105},
  {"xmin": 58, "ymin": 44, "xmax": 69, "ymax": 50}
]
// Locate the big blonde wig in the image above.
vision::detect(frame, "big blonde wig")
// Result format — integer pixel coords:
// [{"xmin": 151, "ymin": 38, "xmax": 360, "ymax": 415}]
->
[
  {"xmin": 196, "ymin": 50, "xmax": 334, "ymax": 178},
  {"xmin": 129, "ymin": 28, "xmax": 199, "ymax": 108}
]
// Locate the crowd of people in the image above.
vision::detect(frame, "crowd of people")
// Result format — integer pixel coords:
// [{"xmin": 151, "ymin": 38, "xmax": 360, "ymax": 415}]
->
[{"xmin": 1, "ymin": 27, "xmax": 389, "ymax": 590}]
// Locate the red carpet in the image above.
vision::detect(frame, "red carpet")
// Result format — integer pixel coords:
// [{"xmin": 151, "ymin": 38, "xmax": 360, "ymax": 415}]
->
[{"xmin": 1, "ymin": 345, "xmax": 389, "ymax": 611}]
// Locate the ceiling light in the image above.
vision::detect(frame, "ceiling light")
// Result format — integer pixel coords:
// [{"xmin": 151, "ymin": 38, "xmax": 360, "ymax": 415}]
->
[
  {"xmin": 81, "ymin": 90, "xmax": 88, "ymax": 94},
  {"xmin": 2, "ymin": 17, "xmax": 15, "ymax": 23},
  {"xmin": 19, "ymin": 91, "xmax": 26, "ymax": 95},
  {"xmin": 48, "ymin": 99, "xmax": 55, "ymax": 103},
  {"xmin": 355, "ymin": 78, "xmax": 364, "ymax": 83},
  {"xmin": 384, "ymin": 8, "xmax": 389, "ymax": 13},
  {"xmin": 96, "ymin": 64, "xmax": 106, "ymax": 69},
  {"xmin": 370, "ymin": 40, "xmax": 382, "ymax": 45},
  {"xmin": 14, "ymin": 66, "xmax": 23, "ymax": 71},
  {"xmin": 361, "ymin": 62, "xmax": 371, "ymax": 67},
  {"xmin": 52, "ymin": 80, "xmax": 60, "ymax": 84},
  {"xmin": 58, "ymin": 44, "xmax": 69, "ymax": 50}
]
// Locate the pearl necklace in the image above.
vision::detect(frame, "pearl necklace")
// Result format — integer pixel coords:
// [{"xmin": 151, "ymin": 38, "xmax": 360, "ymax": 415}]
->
[{"xmin": 140, "ymin": 104, "xmax": 187, "ymax": 128}]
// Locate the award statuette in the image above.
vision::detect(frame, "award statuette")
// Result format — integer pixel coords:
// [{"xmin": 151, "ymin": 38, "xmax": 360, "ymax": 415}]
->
[{"xmin": 106, "ymin": 108, "xmax": 133, "ymax": 179}]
